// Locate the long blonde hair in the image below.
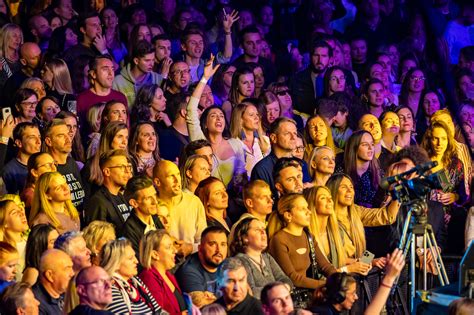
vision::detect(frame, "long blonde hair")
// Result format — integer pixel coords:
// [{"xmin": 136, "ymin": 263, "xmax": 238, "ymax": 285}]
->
[
  {"xmin": 326, "ymin": 174, "xmax": 366, "ymax": 258},
  {"xmin": 303, "ymin": 115, "xmax": 338, "ymax": 163},
  {"xmin": 0, "ymin": 24, "xmax": 23, "ymax": 59},
  {"xmin": 304, "ymin": 186, "xmax": 346, "ymax": 267},
  {"xmin": 230, "ymin": 102, "xmax": 270, "ymax": 154},
  {"xmin": 29, "ymin": 172, "xmax": 79, "ymax": 229}
]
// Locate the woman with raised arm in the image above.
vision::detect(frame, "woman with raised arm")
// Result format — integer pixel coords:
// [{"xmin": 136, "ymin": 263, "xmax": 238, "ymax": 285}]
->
[{"xmin": 186, "ymin": 55, "xmax": 246, "ymax": 188}]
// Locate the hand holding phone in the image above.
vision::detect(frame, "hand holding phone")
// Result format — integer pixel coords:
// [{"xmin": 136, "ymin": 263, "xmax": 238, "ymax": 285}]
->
[{"xmin": 360, "ymin": 250, "xmax": 375, "ymax": 265}]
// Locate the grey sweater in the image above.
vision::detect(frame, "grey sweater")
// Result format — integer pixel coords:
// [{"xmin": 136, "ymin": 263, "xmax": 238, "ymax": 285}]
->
[{"xmin": 235, "ymin": 252, "xmax": 293, "ymax": 299}]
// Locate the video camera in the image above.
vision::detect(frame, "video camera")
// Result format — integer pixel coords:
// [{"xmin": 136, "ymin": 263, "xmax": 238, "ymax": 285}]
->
[{"xmin": 381, "ymin": 161, "xmax": 452, "ymax": 207}]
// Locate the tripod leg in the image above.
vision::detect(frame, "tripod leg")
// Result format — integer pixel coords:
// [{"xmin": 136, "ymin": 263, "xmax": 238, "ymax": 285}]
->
[
  {"xmin": 399, "ymin": 210, "xmax": 413, "ymax": 250},
  {"xmin": 410, "ymin": 233, "xmax": 416, "ymax": 313},
  {"xmin": 427, "ymin": 230, "xmax": 450, "ymax": 285},
  {"xmin": 423, "ymin": 232, "xmax": 427, "ymax": 291}
]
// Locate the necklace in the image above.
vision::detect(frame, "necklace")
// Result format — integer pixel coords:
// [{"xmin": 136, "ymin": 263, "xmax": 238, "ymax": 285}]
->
[{"xmin": 247, "ymin": 254, "xmax": 266, "ymax": 275}]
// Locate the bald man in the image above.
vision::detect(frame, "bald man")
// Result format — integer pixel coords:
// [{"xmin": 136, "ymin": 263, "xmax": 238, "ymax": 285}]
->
[
  {"xmin": 2, "ymin": 42, "xmax": 42, "ymax": 107},
  {"xmin": 154, "ymin": 160, "xmax": 207, "ymax": 257},
  {"xmin": 71, "ymin": 266, "xmax": 113, "ymax": 314},
  {"xmin": 32, "ymin": 249, "xmax": 75, "ymax": 315}
]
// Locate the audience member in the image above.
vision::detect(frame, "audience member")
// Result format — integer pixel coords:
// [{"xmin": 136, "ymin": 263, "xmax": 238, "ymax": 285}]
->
[
  {"xmin": 54, "ymin": 231, "xmax": 91, "ymax": 274},
  {"xmin": 82, "ymin": 220, "xmax": 116, "ymax": 266},
  {"xmin": 71, "ymin": 265, "xmax": 113, "ymax": 314},
  {"xmin": 0, "ymin": 282, "xmax": 40, "ymax": 314}
]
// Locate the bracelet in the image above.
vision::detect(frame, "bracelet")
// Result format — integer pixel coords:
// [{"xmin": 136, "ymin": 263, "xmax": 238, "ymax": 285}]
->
[
  {"xmin": 200, "ymin": 77, "xmax": 208, "ymax": 84},
  {"xmin": 380, "ymin": 282, "xmax": 392, "ymax": 289}
]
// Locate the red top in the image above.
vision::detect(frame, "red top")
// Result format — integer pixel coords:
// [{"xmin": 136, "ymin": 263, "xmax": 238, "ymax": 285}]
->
[
  {"xmin": 139, "ymin": 267, "xmax": 184, "ymax": 315},
  {"xmin": 76, "ymin": 89, "xmax": 128, "ymax": 120}
]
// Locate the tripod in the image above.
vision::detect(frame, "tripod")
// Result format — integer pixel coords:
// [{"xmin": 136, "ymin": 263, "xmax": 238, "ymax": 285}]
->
[{"xmin": 398, "ymin": 199, "xmax": 450, "ymax": 313}]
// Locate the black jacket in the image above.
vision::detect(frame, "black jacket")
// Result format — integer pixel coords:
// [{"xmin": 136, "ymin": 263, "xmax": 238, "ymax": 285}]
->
[
  {"xmin": 85, "ymin": 186, "xmax": 131, "ymax": 229},
  {"xmin": 123, "ymin": 212, "xmax": 164, "ymax": 255},
  {"xmin": 289, "ymin": 67, "xmax": 316, "ymax": 115}
]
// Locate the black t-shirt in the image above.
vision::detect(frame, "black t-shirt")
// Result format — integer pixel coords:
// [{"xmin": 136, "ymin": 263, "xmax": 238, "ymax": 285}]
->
[
  {"xmin": 56, "ymin": 156, "xmax": 85, "ymax": 211},
  {"xmin": 216, "ymin": 294, "xmax": 264, "ymax": 315}
]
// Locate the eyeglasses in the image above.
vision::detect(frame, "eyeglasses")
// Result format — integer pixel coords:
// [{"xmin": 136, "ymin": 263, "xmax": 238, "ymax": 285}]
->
[
  {"xmin": 21, "ymin": 101, "xmax": 38, "ymax": 107},
  {"xmin": 107, "ymin": 164, "xmax": 133, "ymax": 172},
  {"xmin": 79, "ymin": 278, "xmax": 112, "ymax": 288},
  {"xmin": 294, "ymin": 146, "xmax": 305, "ymax": 153},
  {"xmin": 276, "ymin": 90, "xmax": 290, "ymax": 96}
]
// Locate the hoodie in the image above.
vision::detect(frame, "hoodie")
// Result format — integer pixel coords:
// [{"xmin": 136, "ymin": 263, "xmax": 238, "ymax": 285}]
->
[{"xmin": 112, "ymin": 64, "xmax": 163, "ymax": 106}]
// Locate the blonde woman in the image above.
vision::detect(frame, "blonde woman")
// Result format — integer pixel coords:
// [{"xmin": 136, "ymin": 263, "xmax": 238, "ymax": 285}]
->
[
  {"xmin": 82, "ymin": 220, "xmax": 116, "ymax": 266},
  {"xmin": 268, "ymin": 194, "xmax": 337, "ymax": 291},
  {"xmin": 85, "ymin": 102, "xmax": 106, "ymax": 159},
  {"xmin": 307, "ymin": 146, "xmax": 335, "ymax": 186},
  {"xmin": 304, "ymin": 186, "xmax": 371, "ymax": 275},
  {"xmin": 29, "ymin": 171, "xmax": 80, "ymax": 234},
  {"xmin": 230, "ymin": 102, "xmax": 270, "ymax": 177},
  {"xmin": 180, "ymin": 154, "xmax": 211, "ymax": 194},
  {"xmin": 20, "ymin": 77, "xmax": 47, "ymax": 100},
  {"xmin": 40, "ymin": 58, "xmax": 76, "ymax": 111},
  {"xmin": 0, "ymin": 23, "xmax": 23, "ymax": 89},
  {"xmin": 303, "ymin": 115, "xmax": 339, "ymax": 163},
  {"xmin": 326, "ymin": 173, "xmax": 400, "ymax": 269},
  {"xmin": 100, "ymin": 238, "xmax": 163, "ymax": 314},
  {"xmin": 139, "ymin": 229, "xmax": 189, "ymax": 315}
]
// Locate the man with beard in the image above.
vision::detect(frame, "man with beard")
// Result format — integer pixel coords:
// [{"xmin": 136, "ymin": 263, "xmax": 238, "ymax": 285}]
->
[
  {"xmin": 251, "ymin": 118, "xmax": 311, "ymax": 199},
  {"xmin": 273, "ymin": 158, "xmax": 304, "ymax": 196},
  {"xmin": 154, "ymin": 160, "xmax": 207, "ymax": 257},
  {"xmin": 44, "ymin": 119, "xmax": 85, "ymax": 211},
  {"xmin": 28, "ymin": 15, "xmax": 52, "ymax": 50},
  {"xmin": 85, "ymin": 150, "xmax": 133, "ymax": 227},
  {"xmin": 290, "ymin": 40, "xmax": 332, "ymax": 115},
  {"xmin": 175, "ymin": 226, "xmax": 228, "ymax": 308},
  {"xmin": 165, "ymin": 61, "xmax": 191, "ymax": 99},
  {"xmin": 76, "ymin": 55, "xmax": 127, "ymax": 125}
]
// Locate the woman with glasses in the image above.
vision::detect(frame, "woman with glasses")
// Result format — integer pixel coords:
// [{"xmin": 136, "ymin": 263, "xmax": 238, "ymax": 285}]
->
[
  {"xmin": 22, "ymin": 224, "xmax": 59, "ymax": 285},
  {"xmin": 231, "ymin": 217, "xmax": 292, "ymax": 299},
  {"xmin": 399, "ymin": 68, "xmax": 428, "ymax": 118},
  {"xmin": 21, "ymin": 152, "xmax": 57, "ymax": 212},
  {"xmin": 13, "ymin": 88, "xmax": 38, "ymax": 123},
  {"xmin": 100, "ymin": 238, "xmax": 164, "ymax": 314},
  {"xmin": 139, "ymin": 229, "xmax": 190, "ymax": 315},
  {"xmin": 30, "ymin": 171, "xmax": 80, "ymax": 234},
  {"xmin": 195, "ymin": 177, "xmax": 231, "ymax": 234},
  {"xmin": 230, "ymin": 102, "xmax": 270, "ymax": 177}
]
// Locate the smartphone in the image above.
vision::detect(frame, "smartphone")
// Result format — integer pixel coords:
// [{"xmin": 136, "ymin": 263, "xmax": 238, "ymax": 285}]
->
[
  {"xmin": 360, "ymin": 250, "xmax": 375, "ymax": 264},
  {"xmin": 1, "ymin": 107, "xmax": 12, "ymax": 120}
]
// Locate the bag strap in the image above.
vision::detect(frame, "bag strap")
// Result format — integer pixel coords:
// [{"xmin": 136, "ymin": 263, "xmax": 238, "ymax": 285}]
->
[{"xmin": 304, "ymin": 227, "xmax": 319, "ymax": 279}]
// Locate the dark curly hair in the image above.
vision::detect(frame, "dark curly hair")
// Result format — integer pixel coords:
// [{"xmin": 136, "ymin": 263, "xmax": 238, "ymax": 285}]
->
[
  {"xmin": 229, "ymin": 217, "xmax": 255, "ymax": 256},
  {"xmin": 130, "ymin": 84, "xmax": 161, "ymax": 128}
]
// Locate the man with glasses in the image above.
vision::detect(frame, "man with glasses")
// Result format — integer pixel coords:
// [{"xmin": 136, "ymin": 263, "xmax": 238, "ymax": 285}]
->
[
  {"xmin": 165, "ymin": 61, "xmax": 191, "ymax": 99},
  {"xmin": 1, "ymin": 122, "xmax": 41, "ymax": 194},
  {"xmin": 113, "ymin": 40, "xmax": 163, "ymax": 106},
  {"xmin": 86, "ymin": 149, "xmax": 133, "ymax": 228},
  {"xmin": 71, "ymin": 266, "xmax": 113, "ymax": 314},
  {"xmin": 44, "ymin": 119, "xmax": 85, "ymax": 211},
  {"xmin": 123, "ymin": 175, "xmax": 164, "ymax": 256}
]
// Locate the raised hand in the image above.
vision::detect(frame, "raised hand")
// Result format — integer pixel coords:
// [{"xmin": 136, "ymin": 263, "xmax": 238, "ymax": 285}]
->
[
  {"xmin": 203, "ymin": 54, "xmax": 220, "ymax": 80},
  {"xmin": 93, "ymin": 33, "xmax": 108, "ymax": 53},
  {"xmin": 385, "ymin": 248, "xmax": 405, "ymax": 280},
  {"xmin": 222, "ymin": 9, "xmax": 239, "ymax": 33}
]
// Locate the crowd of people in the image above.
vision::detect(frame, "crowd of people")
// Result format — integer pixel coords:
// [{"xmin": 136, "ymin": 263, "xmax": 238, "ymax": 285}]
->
[{"xmin": 0, "ymin": 0, "xmax": 473, "ymax": 314}]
